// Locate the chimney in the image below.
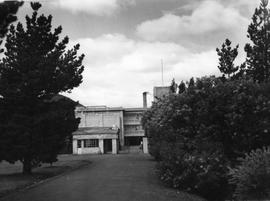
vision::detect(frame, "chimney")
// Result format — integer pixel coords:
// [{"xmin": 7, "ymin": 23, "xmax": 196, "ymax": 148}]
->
[{"xmin": 143, "ymin": 92, "xmax": 148, "ymax": 108}]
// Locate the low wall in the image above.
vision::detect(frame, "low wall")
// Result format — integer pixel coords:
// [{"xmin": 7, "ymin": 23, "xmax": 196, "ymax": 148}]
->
[{"xmin": 79, "ymin": 147, "xmax": 101, "ymax": 154}]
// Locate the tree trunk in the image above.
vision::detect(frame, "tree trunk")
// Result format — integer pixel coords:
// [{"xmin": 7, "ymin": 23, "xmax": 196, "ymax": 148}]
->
[{"xmin": 22, "ymin": 159, "xmax": 32, "ymax": 174}]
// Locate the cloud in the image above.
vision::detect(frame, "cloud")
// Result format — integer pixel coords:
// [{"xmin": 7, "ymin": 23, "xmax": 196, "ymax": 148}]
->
[
  {"xmin": 65, "ymin": 34, "xmax": 220, "ymax": 107},
  {"xmin": 223, "ymin": 0, "xmax": 259, "ymax": 17},
  {"xmin": 51, "ymin": 0, "xmax": 134, "ymax": 16},
  {"xmin": 136, "ymin": 0, "xmax": 249, "ymax": 49}
]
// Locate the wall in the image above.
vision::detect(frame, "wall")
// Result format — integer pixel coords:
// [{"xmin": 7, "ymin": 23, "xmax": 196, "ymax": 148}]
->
[
  {"xmin": 76, "ymin": 111, "xmax": 121, "ymax": 128},
  {"xmin": 73, "ymin": 138, "xmax": 102, "ymax": 154},
  {"xmin": 123, "ymin": 113, "xmax": 142, "ymax": 125},
  {"xmin": 80, "ymin": 147, "xmax": 101, "ymax": 154},
  {"xmin": 73, "ymin": 138, "xmax": 118, "ymax": 154},
  {"xmin": 74, "ymin": 107, "xmax": 146, "ymax": 148},
  {"xmin": 153, "ymin": 86, "xmax": 170, "ymax": 100},
  {"xmin": 75, "ymin": 109, "xmax": 125, "ymax": 146},
  {"xmin": 123, "ymin": 111, "xmax": 145, "ymax": 137},
  {"xmin": 73, "ymin": 134, "xmax": 118, "ymax": 140}
]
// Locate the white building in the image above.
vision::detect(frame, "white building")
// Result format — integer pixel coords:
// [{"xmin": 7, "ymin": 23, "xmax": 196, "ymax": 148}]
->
[
  {"xmin": 72, "ymin": 88, "xmax": 170, "ymax": 155},
  {"xmin": 72, "ymin": 93, "xmax": 149, "ymax": 154},
  {"xmin": 73, "ymin": 127, "xmax": 119, "ymax": 154}
]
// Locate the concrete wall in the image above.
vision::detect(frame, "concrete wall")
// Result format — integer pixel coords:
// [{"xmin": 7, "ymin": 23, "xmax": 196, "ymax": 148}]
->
[
  {"xmin": 80, "ymin": 147, "xmax": 101, "ymax": 154},
  {"xmin": 123, "ymin": 112, "xmax": 142, "ymax": 125},
  {"xmin": 112, "ymin": 139, "xmax": 117, "ymax": 154},
  {"xmin": 77, "ymin": 111, "xmax": 121, "ymax": 128},
  {"xmin": 75, "ymin": 109, "xmax": 125, "ymax": 146},
  {"xmin": 143, "ymin": 137, "xmax": 148, "ymax": 154},
  {"xmin": 74, "ymin": 107, "xmax": 148, "ymax": 152},
  {"xmin": 119, "ymin": 111, "xmax": 124, "ymax": 147},
  {"xmin": 73, "ymin": 135, "xmax": 118, "ymax": 155},
  {"xmin": 123, "ymin": 111, "xmax": 145, "ymax": 137},
  {"xmin": 153, "ymin": 86, "xmax": 170, "ymax": 100},
  {"xmin": 73, "ymin": 139, "xmax": 102, "ymax": 154},
  {"xmin": 124, "ymin": 125, "xmax": 144, "ymax": 136},
  {"xmin": 74, "ymin": 134, "xmax": 118, "ymax": 140},
  {"xmin": 73, "ymin": 138, "xmax": 118, "ymax": 155}
]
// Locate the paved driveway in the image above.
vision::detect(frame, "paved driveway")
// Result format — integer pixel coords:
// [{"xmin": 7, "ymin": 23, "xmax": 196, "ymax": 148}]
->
[{"xmin": 1, "ymin": 154, "xmax": 202, "ymax": 201}]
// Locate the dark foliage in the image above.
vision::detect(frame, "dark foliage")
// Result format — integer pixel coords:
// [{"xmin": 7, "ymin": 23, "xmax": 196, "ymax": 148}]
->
[
  {"xmin": 0, "ymin": 2, "xmax": 84, "ymax": 174},
  {"xmin": 178, "ymin": 81, "xmax": 186, "ymax": 94},
  {"xmin": 0, "ymin": 1, "xmax": 23, "ymax": 53},
  {"xmin": 188, "ymin": 77, "xmax": 195, "ymax": 89},
  {"xmin": 169, "ymin": 78, "xmax": 177, "ymax": 93},
  {"xmin": 216, "ymin": 39, "xmax": 239, "ymax": 79},
  {"xmin": 229, "ymin": 147, "xmax": 270, "ymax": 200},
  {"xmin": 143, "ymin": 0, "xmax": 270, "ymax": 200},
  {"xmin": 245, "ymin": 0, "xmax": 270, "ymax": 83},
  {"xmin": 142, "ymin": 77, "xmax": 270, "ymax": 200}
]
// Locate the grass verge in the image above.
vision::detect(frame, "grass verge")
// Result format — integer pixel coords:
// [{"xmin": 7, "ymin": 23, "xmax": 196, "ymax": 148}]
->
[{"xmin": 0, "ymin": 154, "xmax": 91, "ymax": 198}]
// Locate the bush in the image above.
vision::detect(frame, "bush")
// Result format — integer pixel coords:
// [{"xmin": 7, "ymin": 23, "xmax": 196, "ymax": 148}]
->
[
  {"xmin": 142, "ymin": 76, "xmax": 270, "ymax": 200},
  {"xmin": 229, "ymin": 147, "xmax": 270, "ymax": 200},
  {"xmin": 144, "ymin": 77, "xmax": 270, "ymax": 163},
  {"xmin": 157, "ymin": 141, "xmax": 232, "ymax": 201}
]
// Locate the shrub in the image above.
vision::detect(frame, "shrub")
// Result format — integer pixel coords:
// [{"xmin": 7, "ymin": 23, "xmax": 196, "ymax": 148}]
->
[
  {"xmin": 143, "ymin": 77, "xmax": 270, "ymax": 163},
  {"xmin": 229, "ymin": 147, "xmax": 270, "ymax": 200},
  {"xmin": 157, "ymin": 142, "xmax": 232, "ymax": 201},
  {"xmin": 142, "ymin": 77, "xmax": 270, "ymax": 200}
]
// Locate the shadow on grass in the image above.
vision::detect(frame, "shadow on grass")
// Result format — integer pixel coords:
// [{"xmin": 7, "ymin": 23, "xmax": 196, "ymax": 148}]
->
[{"xmin": 0, "ymin": 161, "xmax": 91, "ymax": 198}]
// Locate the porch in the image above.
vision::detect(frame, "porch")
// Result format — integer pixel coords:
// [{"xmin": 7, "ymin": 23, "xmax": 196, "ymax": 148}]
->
[{"xmin": 72, "ymin": 127, "xmax": 119, "ymax": 154}]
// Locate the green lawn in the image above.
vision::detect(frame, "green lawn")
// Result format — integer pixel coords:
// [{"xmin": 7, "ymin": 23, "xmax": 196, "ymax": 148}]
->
[{"xmin": 0, "ymin": 154, "xmax": 91, "ymax": 198}]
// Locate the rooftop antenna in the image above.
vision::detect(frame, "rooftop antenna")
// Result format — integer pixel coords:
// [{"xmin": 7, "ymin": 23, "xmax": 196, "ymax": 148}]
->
[{"xmin": 161, "ymin": 59, "xmax": 164, "ymax": 86}]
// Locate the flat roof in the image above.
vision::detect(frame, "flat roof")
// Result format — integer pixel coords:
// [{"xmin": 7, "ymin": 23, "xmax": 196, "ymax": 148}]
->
[
  {"xmin": 75, "ymin": 106, "xmax": 148, "ymax": 112},
  {"xmin": 75, "ymin": 106, "xmax": 123, "ymax": 112}
]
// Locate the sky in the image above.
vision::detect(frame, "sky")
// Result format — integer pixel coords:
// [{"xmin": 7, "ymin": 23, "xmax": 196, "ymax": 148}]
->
[{"xmin": 14, "ymin": 0, "xmax": 259, "ymax": 107}]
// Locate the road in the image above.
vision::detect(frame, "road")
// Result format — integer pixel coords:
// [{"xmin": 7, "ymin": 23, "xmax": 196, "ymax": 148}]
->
[{"xmin": 1, "ymin": 154, "xmax": 202, "ymax": 201}]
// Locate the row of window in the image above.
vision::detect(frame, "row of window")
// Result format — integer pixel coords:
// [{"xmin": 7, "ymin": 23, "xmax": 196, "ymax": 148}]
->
[{"xmin": 77, "ymin": 139, "xmax": 99, "ymax": 148}]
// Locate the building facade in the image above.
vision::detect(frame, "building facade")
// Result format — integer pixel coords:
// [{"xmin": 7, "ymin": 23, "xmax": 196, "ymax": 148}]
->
[
  {"xmin": 72, "ymin": 106, "xmax": 148, "ymax": 154},
  {"xmin": 153, "ymin": 86, "xmax": 170, "ymax": 100},
  {"xmin": 72, "ymin": 88, "xmax": 171, "ymax": 155}
]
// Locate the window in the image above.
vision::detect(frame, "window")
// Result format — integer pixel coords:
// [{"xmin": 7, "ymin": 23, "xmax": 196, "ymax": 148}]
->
[
  {"xmin": 77, "ymin": 140, "xmax": 81, "ymax": 148},
  {"xmin": 84, "ymin": 139, "xmax": 99, "ymax": 147}
]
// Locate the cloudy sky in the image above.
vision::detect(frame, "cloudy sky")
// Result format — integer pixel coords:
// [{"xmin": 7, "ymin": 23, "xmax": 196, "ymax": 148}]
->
[{"xmin": 15, "ymin": 0, "xmax": 259, "ymax": 107}]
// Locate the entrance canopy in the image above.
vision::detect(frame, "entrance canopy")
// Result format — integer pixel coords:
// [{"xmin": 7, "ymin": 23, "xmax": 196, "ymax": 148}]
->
[{"xmin": 73, "ymin": 127, "xmax": 119, "ymax": 140}]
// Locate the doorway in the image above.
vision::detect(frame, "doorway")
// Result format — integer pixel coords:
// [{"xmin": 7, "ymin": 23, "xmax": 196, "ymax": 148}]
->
[
  {"xmin": 104, "ymin": 139, "xmax": 112, "ymax": 153},
  {"xmin": 124, "ymin": 137, "xmax": 143, "ymax": 153},
  {"xmin": 124, "ymin": 136, "xmax": 142, "ymax": 146}
]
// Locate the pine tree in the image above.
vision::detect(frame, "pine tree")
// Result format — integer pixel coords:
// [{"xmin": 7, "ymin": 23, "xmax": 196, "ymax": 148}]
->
[
  {"xmin": 0, "ymin": 1, "xmax": 23, "ymax": 53},
  {"xmin": 216, "ymin": 39, "xmax": 239, "ymax": 79},
  {"xmin": 244, "ymin": 0, "xmax": 270, "ymax": 83},
  {"xmin": 170, "ymin": 78, "xmax": 177, "ymax": 93},
  {"xmin": 188, "ymin": 77, "xmax": 195, "ymax": 89},
  {"xmin": 0, "ymin": 2, "xmax": 84, "ymax": 174},
  {"xmin": 178, "ymin": 81, "xmax": 186, "ymax": 94},
  {"xmin": 196, "ymin": 78, "xmax": 203, "ymax": 89}
]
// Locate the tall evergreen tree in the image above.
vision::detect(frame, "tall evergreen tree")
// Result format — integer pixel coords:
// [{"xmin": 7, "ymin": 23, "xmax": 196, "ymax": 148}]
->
[
  {"xmin": 0, "ymin": 2, "xmax": 84, "ymax": 174},
  {"xmin": 169, "ymin": 78, "xmax": 177, "ymax": 93},
  {"xmin": 188, "ymin": 77, "xmax": 195, "ymax": 89},
  {"xmin": 0, "ymin": 1, "xmax": 23, "ymax": 53},
  {"xmin": 216, "ymin": 39, "xmax": 239, "ymax": 79},
  {"xmin": 178, "ymin": 81, "xmax": 186, "ymax": 94},
  {"xmin": 244, "ymin": 0, "xmax": 270, "ymax": 82}
]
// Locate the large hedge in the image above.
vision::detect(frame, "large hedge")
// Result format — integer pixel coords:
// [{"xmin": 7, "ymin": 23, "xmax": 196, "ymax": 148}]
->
[{"xmin": 142, "ymin": 77, "xmax": 270, "ymax": 200}]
